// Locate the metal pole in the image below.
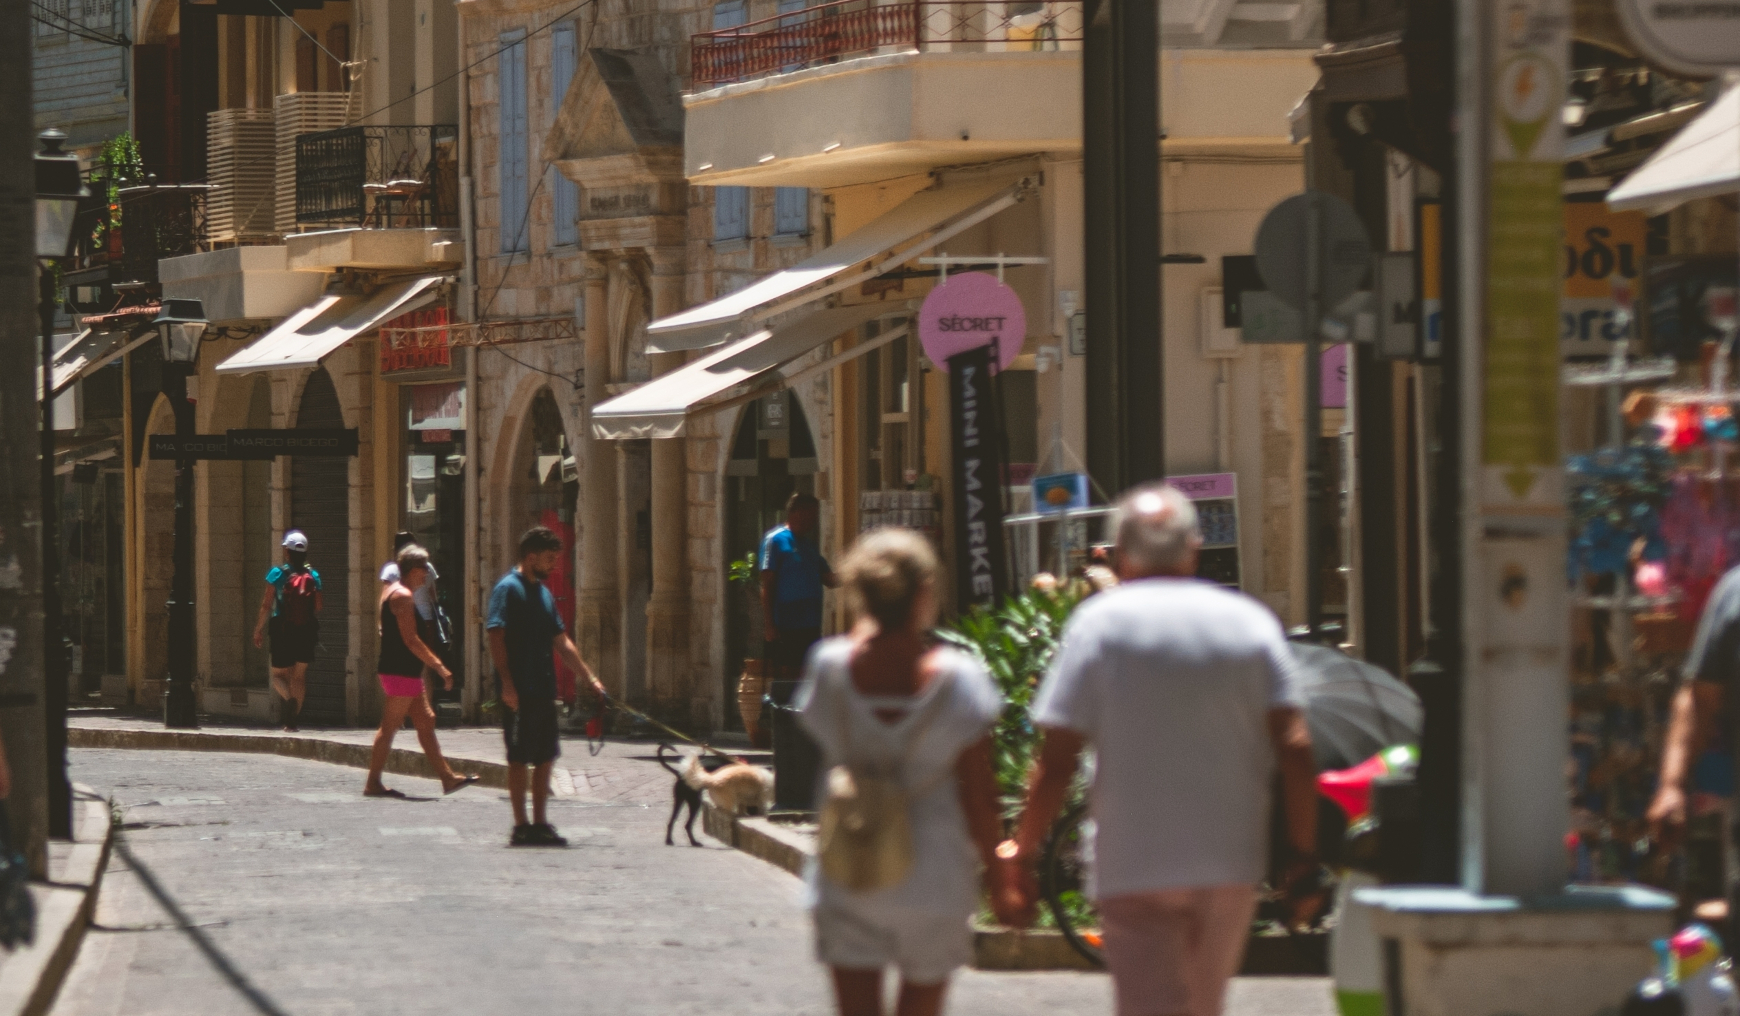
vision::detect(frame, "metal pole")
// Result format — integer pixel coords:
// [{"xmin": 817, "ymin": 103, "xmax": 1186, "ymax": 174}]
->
[
  {"xmin": 1304, "ymin": 194, "xmax": 1324, "ymax": 638},
  {"xmin": 0, "ymin": 0, "xmax": 51, "ymax": 874},
  {"xmin": 162, "ymin": 360, "xmax": 198, "ymax": 728},
  {"xmin": 38, "ymin": 267, "xmax": 69, "ymax": 838}
]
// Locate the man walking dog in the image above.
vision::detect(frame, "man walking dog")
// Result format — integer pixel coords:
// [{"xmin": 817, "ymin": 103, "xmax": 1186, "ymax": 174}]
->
[
  {"xmin": 1008, "ymin": 483, "xmax": 1321, "ymax": 1016},
  {"xmin": 253, "ymin": 530, "xmax": 322, "ymax": 731},
  {"xmin": 488, "ymin": 526, "xmax": 605, "ymax": 847}
]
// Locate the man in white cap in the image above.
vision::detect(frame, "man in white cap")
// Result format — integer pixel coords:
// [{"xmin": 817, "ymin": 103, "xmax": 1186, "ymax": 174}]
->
[{"xmin": 253, "ymin": 530, "xmax": 323, "ymax": 731}]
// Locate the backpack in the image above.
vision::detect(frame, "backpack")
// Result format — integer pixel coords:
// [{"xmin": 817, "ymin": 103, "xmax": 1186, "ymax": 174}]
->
[{"xmin": 279, "ymin": 567, "xmax": 318, "ymax": 627}]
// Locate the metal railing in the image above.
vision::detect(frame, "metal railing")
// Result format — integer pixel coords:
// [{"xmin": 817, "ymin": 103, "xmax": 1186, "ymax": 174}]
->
[
  {"xmin": 65, "ymin": 179, "xmax": 209, "ymax": 287},
  {"xmin": 295, "ymin": 124, "xmax": 460, "ymax": 229},
  {"xmin": 691, "ymin": 0, "xmax": 1082, "ymax": 88}
]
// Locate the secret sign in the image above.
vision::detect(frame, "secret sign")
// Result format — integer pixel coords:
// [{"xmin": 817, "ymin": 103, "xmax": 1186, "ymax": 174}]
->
[{"xmin": 919, "ymin": 272, "xmax": 1025, "ymax": 373}]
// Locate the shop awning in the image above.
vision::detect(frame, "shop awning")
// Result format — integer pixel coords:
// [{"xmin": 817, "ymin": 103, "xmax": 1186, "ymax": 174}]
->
[
  {"xmin": 594, "ymin": 302, "xmax": 908, "ymax": 440},
  {"xmin": 1608, "ymin": 84, "xmax": 1740, "ymax": 214},
  {"xmin": 645, "ymin": 178, "xmax": 1031, "ymax": 354},
  {"xmin": 216, "ymin": 276, "xmax": 444, "ymax": 375},
  {"xmin": 49, "ymin": 327, "xmax": 153, "ymax": 398}
]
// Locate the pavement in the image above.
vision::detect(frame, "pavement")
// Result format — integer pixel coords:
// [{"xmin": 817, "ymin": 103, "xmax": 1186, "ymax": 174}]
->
[{"xmin": 46, "ymin": 720, "xmax": 1337, "ymax": 1016}]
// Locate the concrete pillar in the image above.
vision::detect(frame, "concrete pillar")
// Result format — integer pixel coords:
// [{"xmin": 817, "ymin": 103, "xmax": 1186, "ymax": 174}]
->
[
  {"xmin": 578, "ymin": 259, "xmax": 622, "ymax": 696},
  {"xmin": 646, "ymin": 257, "xmax": 691, "ymax": 727}
]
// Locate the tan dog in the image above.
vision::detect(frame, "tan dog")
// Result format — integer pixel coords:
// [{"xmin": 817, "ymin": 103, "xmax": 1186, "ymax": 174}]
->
[{"xmin": 680, "ymin": 751, "xmax": 774, "ymax": 817}]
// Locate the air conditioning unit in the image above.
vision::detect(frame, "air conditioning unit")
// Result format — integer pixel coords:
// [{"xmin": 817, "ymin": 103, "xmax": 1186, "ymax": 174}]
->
[{"xmin": 206, "ymin": 108, "xmax": 277, "ymax": 244}]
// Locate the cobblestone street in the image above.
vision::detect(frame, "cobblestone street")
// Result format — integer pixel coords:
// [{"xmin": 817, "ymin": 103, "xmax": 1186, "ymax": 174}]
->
[{"xmin": 50, "ymin": 746, "xmax": 1333, "ymax": 1016}]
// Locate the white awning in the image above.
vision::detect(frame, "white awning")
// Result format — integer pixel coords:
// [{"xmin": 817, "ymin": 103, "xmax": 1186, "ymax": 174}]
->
[
  {"xmin": 594, "ymin": 302, "xmax": 908, "ymax": 440},
  {"xmin": 645, "ymin": 178, "xmax": 1031, "ymax": 354},
  {"xmin": 1608, "ymin": 85, "xmax": 1739, "ymax": 214},
  {"xmin": 216, "ymin": 276, "xmax": 444, "ymax": 375},
  {"xmin": 49, "ymin": 328, "xmax": 154, "ymax": 397}
]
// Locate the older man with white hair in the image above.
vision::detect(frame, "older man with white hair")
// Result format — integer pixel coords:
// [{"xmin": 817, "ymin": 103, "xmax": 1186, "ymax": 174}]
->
[{"xmin": 1005, "ymin": 482, "xmax": 1319, "ymax": 1016}]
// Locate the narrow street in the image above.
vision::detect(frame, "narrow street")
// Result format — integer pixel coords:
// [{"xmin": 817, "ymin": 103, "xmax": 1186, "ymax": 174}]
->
[{"xmin": 51, "ymin": 747, "xmax": 1333, "ymax": 1016}]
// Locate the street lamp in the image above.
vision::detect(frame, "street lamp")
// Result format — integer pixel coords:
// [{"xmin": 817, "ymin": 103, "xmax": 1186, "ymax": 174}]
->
[
  {"xmin": 36, "ymin": 128, "xmax": 87, "ymax": 840},
  {"xmin": 155, "ymin": 299, "xmax": 207, "ymax": 730}
]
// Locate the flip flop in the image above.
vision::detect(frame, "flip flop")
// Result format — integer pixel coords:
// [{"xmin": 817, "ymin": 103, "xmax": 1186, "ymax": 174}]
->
[
  {"xmin": 363, "ymin": 787, "xmax": 408, "ymax": 799},
  {"xmin": 443, "ymin": 775, "xmax": 479, "ymax": 796}
]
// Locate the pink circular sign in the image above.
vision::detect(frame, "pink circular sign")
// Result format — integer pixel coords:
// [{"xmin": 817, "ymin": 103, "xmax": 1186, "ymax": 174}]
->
[{"xmin": 917, "ymin": 272, "xmax": 1025, "ymax": 373}]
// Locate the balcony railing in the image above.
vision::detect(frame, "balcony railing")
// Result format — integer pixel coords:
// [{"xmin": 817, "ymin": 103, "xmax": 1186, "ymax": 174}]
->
[
  {"xmin": 691, "ymin": 0, "xmax": 1082, "ymax": 88},
  {"xmin": 65, "ymin": 179, "xmax": 210, "ymax": 291},
  {"xmin": 295, "ymin": 124, "xmax": 460, "ymax": 230}
]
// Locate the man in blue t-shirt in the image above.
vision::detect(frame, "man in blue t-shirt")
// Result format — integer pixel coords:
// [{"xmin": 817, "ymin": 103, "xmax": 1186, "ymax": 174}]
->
[
  {"xmin": 487, "ymin": 525, "xmax": 604, "ymax": 848},
  {"xmin": 251, "ymin": 530, "xmax": 322, "ymax": 732},
  {"xmin": 760, "ymin": 492, "xmax": 838, "ymax": 684}
]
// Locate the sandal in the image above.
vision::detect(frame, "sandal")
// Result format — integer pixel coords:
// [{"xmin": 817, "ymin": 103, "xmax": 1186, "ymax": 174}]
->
[
  {"xmin": 363, "ymin": 787, "xmax": 408, "ymax": 799},
  {"xmin": 442, "ymin": 774, "xmax": 479, "ymax": 795}
]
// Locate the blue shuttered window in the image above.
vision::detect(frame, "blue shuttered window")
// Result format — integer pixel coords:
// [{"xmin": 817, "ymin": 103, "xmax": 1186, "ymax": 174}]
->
[
  {"xmin": 774, "ymin": 187, "xmax": 808, "ymax": 237},
  {"xmin": 498, "ymin": 29, "xmax": 529, "ymax": 254},
  {"xmin": 551, "ymin": 23, "xmax": 579, "ymax": 248},
  {"xmin": 711, "ymin": 2, "xmax": 751, "ymax": 244}
]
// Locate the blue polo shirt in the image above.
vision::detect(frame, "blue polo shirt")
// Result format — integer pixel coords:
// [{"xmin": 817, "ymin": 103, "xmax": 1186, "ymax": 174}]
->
[
  {"xmin": 486, "ymin": 569, "xmax": 564, "ymax": 698},
  {"xmin": 761, "ymin": 525, "xmax": 828, "ymax": 630}
]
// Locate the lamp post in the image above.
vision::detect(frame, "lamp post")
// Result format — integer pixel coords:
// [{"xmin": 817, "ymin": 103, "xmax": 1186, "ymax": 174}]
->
[
  {"xmin": 155, "ymin": 299, "xmax": 207, "ymax": 729},
  {"xmin": 36, "ymin": 129, "xmax": 87, "ymax": 839}
]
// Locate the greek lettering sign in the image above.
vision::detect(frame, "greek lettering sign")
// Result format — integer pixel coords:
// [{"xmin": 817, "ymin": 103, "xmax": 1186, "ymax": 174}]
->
[
  {"xmin": 919, "ymin": 272, "xmax": 1025, "ymax": 373},
  {"xmin": 380, "ymin": 306, "xmax": 452, "ymax": 375},
  {"xmin": 1561, "ymin": 202, "xmax": 1646, "ymax": 356},
  {"xmin": 947, "ymin": 344, "xmax": 1009, "ymax": 613}
]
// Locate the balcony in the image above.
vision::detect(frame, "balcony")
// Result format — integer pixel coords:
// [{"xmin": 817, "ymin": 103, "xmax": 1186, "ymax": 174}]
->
[
  {"xmin": 64, "ymin": 180, "xmax": 211, "ymax": 297},
  {"xmin": 691, "ymin": 0, "xmax": 1083, "ymax": 89},
  {"xmin": 295, "ymin": 124, "xmax": 460, "ymax": 230}
]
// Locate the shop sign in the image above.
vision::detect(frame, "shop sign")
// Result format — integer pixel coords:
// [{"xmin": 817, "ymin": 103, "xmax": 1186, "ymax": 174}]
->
[
  {"xmin": 919, "ymin": 272, "xmax": 1025, "ymax": 373},
  {"xmin": 1323, "ymin": 344, "xmax": 1349, "ymax": 408},
  {"xmin": 380, "ymin": 307, "xmax": 454, "ymax": 376},
  {"xmin": 1417, "ymin": 200, "xmax": 1443, "ymax": 360},
  {"xmin": 409, "ymin": 382, "xmax": 465, "ymax": 432},
  {"xmin": 149, "ymin": 429, "xmax": 360, "ymax": 460},
  {"xmin": 1561, "ymin": 202, "xmax": 1646, "ymax": 357},
  {"xmin": 946, "ymin": 344, "xmax": 1009, "ymax": 613},
  {"xmin": 1616, "ymin": 0, "xmax": 1740, "ymax": 76},
  {"xmin": 1032, "ymin": 473, "xmax": 1088, "ymax": 514}
]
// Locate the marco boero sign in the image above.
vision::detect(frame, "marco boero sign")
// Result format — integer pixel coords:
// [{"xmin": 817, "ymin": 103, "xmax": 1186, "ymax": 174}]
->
[{"xmin": 149, "ymin": 428, "xmax": 360, "ymax": 461}]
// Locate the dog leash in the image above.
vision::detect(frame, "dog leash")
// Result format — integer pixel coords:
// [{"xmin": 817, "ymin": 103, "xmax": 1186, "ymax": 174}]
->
[{"xmin": 597, "ymin": 695, "xmax": 742, "ymax": 764}]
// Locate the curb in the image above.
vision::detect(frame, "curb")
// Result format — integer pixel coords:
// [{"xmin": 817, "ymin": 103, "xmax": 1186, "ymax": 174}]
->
[
  {"xmin": 68, "ymin": 726, "xmax": 511, "ymax": 790},
  {"xmin": 0, "ymin": 788, "xmax": 116, "ymax": 1016},
  {"xmin": 701, "ymin": 804, "xmax": 1100, "ymax": 972}
]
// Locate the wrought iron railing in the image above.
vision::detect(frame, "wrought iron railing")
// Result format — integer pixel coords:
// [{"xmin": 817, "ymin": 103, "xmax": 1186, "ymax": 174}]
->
[
  {"xmin": 295, "ymin": 124, "xmax": 460, "ymax": 229},
  {"xmin": 691, "ymin": 0, "xmax": 1082, "ymax": 88},
  {"xmin": 64, "ymin": 178, "xmax": 209, "ymax": 288}
]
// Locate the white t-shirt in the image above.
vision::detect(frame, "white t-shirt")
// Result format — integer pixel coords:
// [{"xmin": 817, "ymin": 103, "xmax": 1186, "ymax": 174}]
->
[
  {"xmin": 796, "ymin": 637, "xmax": 1002, "ymax": 918},
  {"xmin": 379, "ymin": 560, "xmax": 439, "ymax": 621},
  {"xmin": 1031, "ymin": 577, "xmax": 1304, "ymax": 899}
]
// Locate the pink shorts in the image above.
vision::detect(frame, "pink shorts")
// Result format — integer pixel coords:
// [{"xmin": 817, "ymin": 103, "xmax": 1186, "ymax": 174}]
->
[
  {"xmin": 1099, "ymin": 883, "xmax": 1257, "ymax": 1016},
  {"xmin": 378, "ymin": 673, "xmax": 425, "ymax": 698}
]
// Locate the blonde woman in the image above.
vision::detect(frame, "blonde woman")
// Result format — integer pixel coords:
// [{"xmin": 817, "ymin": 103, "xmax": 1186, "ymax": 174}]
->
[{"xmin": 795, "ymin": 528, "xmax": 1026, "ymax": 1016}]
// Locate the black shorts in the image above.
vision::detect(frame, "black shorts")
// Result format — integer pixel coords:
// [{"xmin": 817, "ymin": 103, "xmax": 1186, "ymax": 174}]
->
[
  {"xmin": 269, "ymin": 618, "xmax": 317, "ymax": 669},
  {"xmin": 503, "ymin": 697, "xmax": 560, "ymax": 766},
  {"xmin": 765, "ymin": 627, "xmax": 821, "ymax": 672}
]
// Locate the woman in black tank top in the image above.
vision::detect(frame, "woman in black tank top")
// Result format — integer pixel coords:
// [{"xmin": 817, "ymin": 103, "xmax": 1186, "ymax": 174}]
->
[{"xmin": 363, "ymin": 544, "xmax": 478, "ymax": 798}]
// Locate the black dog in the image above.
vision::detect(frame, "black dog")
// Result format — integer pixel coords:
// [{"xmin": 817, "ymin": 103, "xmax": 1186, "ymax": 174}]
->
[{"xmin": 658, "ymin": 743, "xmax": 730, "ymax": 847}]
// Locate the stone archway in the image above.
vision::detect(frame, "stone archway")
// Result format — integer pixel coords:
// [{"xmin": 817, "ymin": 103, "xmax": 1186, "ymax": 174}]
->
[
  {"xmin": 201, "ymin": 375, "xmax": 273, "ymax": 695},
  {"xmin": 288, "ymin": 368, "xmax": 350, "ymax": 725},
  {"xmin": 504, "ymin": 387, "xmax": 580, "ymax": 699}
]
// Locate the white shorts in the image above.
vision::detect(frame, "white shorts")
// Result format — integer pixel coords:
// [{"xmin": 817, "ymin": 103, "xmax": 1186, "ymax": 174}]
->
[{"xmin": 812, "ymin": 899, "xmax": 973, "ymax": 985}]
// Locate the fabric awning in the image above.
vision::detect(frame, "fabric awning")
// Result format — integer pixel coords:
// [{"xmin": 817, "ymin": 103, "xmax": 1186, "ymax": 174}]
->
[
  {"xmin": 645, "ymin": 178, "xmax": 1031, "ymax": 354},
  {"xmin": 1608, "ymin": 85, "xmax": 1739, "ymax": 214},
  {"xmin": 593, "ymin": 302, "xmax": 907, "ymax": 440},
  {"xmin": 49, "ymin": 328, "xmax": 147, "ymax": 397},
  {"xmin": 216, "ymin": 276, "xmax": 443, "ymax": 375}
]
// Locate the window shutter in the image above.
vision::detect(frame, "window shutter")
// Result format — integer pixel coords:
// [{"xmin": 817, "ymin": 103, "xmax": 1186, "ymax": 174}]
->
[
  {"xmin": 713, "ymin": 0, "xmax": 747, "ymax": 28},
  {"xmin": 499, "ymin": 30, "xmax": 529, "ymax": 254},
  {"xmin": 774, "ymin": 188, "xmax": 808, "ymax": 236},
  {"xmin": 551, "ymin": 23, "xmax": 579, "ymax": 247},
  {"xmin": 714, "ymin": 187, "xmax": 749, "ymax": 242}
]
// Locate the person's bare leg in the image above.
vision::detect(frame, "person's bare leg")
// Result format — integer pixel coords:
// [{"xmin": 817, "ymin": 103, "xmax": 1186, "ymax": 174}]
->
[
  {"xmin": 365, "ymin": 696, "xmax": 414, "ymax": 794},
  {"xmin": 830, "ymin": 967, "xmax": 883, "ymax": 1016},
  {"xmin": 408, "ymin": 694, "xmax": 468, "ymax": 789},
  {"xmin": 269, "ymin": 667, "xmax": 291, "ymax": 700},
  {"xmin": 288, "ymin": 663, "xmax": 307, "ymax": 711},
  {"xmin": 508, "ymin": 763, "xmax": 529, "ymax": 826},
  {"xmin": 895, "ymin": 980, "xmax": 948, "ymax": 1016},
  {"xmin": 531, "ymin": 761, "xmax": 553, "ymax": 826}
]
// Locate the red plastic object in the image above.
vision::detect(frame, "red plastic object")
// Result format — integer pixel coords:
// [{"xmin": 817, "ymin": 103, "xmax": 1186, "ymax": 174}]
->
[{"xmin": 1317, "ymin": 752, "xmax": 1391, "ymax": 822}]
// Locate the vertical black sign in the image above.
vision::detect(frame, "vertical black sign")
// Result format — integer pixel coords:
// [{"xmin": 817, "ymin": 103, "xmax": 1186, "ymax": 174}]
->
[{"xmin": 947, "ymin": 345, "xmax": 1009, "ymax": 614}]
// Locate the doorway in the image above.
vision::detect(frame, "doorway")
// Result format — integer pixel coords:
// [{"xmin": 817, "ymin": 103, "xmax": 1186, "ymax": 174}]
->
[
  {"xmin": 506, "ymin": 388, "xmax": 576, "ymax": 699},
  {"xmin": 291, "ymin": 368, "xmax": 350, "ymax": 725}
]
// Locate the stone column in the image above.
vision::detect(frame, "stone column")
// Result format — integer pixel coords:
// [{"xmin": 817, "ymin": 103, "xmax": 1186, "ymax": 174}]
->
[
  {"xmin": 579, "ymin": 258, "xmax": 622, "ymax": 696},
  {"xmin": 646, "ymin": 254, "xmax": 691, "ymax": 727}
]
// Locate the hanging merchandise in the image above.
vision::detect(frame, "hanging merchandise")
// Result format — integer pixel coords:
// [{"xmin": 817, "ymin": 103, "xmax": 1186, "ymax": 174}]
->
[{"xmin": 1567, "ymin": 439, "xmax": 1673, "ymax": 582}]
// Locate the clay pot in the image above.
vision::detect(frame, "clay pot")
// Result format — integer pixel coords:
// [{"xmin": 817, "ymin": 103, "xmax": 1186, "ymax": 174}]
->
[{"xmin": 737, "ymin": 659, "xmax": 768, "ymax": 747}]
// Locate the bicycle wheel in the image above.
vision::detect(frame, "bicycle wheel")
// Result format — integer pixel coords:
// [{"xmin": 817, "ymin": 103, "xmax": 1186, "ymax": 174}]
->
[{"xmin": 1041, "ymin": 800, "xmax": 1104, "ymax": 967}]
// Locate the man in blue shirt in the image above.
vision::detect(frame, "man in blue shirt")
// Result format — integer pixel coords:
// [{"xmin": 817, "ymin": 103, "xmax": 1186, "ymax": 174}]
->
[
  {"xmin": 760, "ymin": 492, "xmax": 838, "ymax": 683},
  {"xmin": 488, "ymin": 525, "xmax": 604, "ymax": 847}
]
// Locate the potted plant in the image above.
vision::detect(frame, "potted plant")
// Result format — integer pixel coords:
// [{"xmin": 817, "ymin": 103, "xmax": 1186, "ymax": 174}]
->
[{"xmin": 728, "ymin": 549, "xmax": 770, "ymax": 746}]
